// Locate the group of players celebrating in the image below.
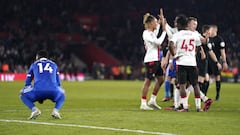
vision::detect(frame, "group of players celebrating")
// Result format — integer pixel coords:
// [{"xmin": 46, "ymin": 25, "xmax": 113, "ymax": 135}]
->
[
  {"xmin": 19, "ymin": 8, "xmax": 229, "ymax": 120},
  {"xmin": 140, "ymin": 8, "xmax": 228, "ymax": 112}
]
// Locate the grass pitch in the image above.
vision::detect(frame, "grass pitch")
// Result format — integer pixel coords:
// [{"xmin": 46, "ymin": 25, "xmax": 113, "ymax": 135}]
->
[{"xmin": 0, "ymin": 80, "xmax": 239, "ymax": 135}]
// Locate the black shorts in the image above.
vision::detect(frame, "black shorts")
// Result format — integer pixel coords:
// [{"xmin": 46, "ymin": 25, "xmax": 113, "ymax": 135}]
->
[
  {"xmin": 208, "ymin": 59, "xmax": 221, "ymax": 76},
  {"xmin": 197, "ymin": 58, "xmax": 208, "ymax": 77},
  {"xmin": 177, "ymin": 65, "xmax": 198, "ymax": 86},
  {"xmin": 144, "ymin": 61, "xmax": 163, "ymax": 79}
]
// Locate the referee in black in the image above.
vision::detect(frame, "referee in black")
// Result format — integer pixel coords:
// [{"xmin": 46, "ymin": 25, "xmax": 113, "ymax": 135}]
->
[{"xmin": 207, "ymin": 25, "xmax": 228, "ymax": 101}]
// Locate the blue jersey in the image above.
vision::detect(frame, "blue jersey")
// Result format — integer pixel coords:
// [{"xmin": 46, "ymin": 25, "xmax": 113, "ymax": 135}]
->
[{"xmin": 25, "ymin": 58, "xmax": 61, "ymax": 91}]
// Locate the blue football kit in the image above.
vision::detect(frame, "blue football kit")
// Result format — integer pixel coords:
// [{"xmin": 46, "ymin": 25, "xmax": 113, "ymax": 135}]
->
[{"xmin": 20, "ymin": 58, "xmax": 65, "ymax": 111}]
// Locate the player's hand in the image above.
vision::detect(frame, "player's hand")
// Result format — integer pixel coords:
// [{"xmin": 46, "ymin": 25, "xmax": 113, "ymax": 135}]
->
[
  {"xmin": 19, "ymin": 89, "xmax": 23, "ymax": 95},
  {"xmin": 201, "ymin": 56, "xmax": 206, "ymax": 60},
  {"xmin": 205, "ymin": 31, "xmax": 211, "ymax": 39},
  {"xmin": 222, "ymin": 62, "xmax": 228, "ymax": 71},
  {"xmin": 199, "ymin": 46, "xmax": 206, "ymax": 60},
  {"xmin": 158, "ymin": 8, "xmax": 164, "ymax": 24},
  {"xmin": 217, "ymin": 63, "xmax": 222, "ymax": 70},
  {"xmin": 201, "ymin": 52, "xmax": 206, "ymax": 60},
  {"xmin": 160, "ymin": 8, "xmax": 164, "ymax": 19},
  {"xmin": 161, "ymin": 18, "xmax": 166, "ymax": 31}
]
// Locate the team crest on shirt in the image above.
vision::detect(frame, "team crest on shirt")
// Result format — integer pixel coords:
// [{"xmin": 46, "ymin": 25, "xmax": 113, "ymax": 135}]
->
[
  {"xmin": 220, "ymin": 42, "xmax": 225, "ymax": 47},
  {"xmin": 207, "ymin": 43, "xmax": 212, "ymax": 49}
]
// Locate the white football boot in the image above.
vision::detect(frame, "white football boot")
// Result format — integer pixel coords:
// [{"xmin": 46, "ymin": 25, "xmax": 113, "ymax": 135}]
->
[
  {"xmin": 140, "ymin": 104, "xmax": 153, "ymax": 110},
  {"xmin": 51, "ymin": 110, "xmax": 62, "ymax": 119},
  {"xmin": 28, "ymin": 108, "xmax": 41, "ymax": 120},
  {"xmin": 148, "ymin": 100, "xmax": 162, "ymax": 110}
]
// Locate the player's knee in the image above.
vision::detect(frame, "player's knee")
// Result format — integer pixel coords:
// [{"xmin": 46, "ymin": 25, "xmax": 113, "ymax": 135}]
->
[
  {"xmin": 56, "ymin": 93, "xmax": 65, "ymax": 102},
  {"xmin": 19, "ymin": 94, "xmax": 27, "ymax": 102}
]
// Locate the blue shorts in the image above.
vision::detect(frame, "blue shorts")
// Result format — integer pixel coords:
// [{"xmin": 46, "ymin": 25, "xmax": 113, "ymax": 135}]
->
[
  {"xmin": 20, "ymin": 86, "xmax": 65, "ymax": 102},
  {"xmin": 168, "ymin": 69, "xmax": 176, "ymax": 78}
]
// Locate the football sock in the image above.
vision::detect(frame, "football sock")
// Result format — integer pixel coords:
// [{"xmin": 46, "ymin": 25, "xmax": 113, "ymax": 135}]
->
[
  {"xmin": 150, "ymin": 94, "xmax": 157, "ymax": 102},
  {"xmin": 170, "ymin": 83, "xmax": 174, "ymax": 98},
  {"xmin": 216, "ymin": 81, "xmax": 221, "ymax": 100},
  {"xmin": 199, "ymin": 82, "xmax": 204, "ymax": 93},
  {"xmin": 187, "ymin": 85, "xmax": 194, "ymax": 93},
  {"xmin": 53, "ymin": 108, "xmax": 59, "ymax": 112},
  {"xmin": 55, "ymin": 94, "xmax": 65, "ymax": 110},
  {"xmin": 204, "ymin": 81, "xmax": 209, "ymax": 95},
  {"xmin": 174, "ymin": 88, "xmax": 180, "ymax": 108},
  {"xmin": 185, "ymin": 87, "xmax": 191, "ymax": 102},
  {"xmin": 141, "ymin": 98, "xmax": 147, "ymax": 106},
  {"xmin": 164, "ymin": 80, "xmax": 170, "ymax": 98},
  {"xmin": 181, "ymin": 96, "xmax": 188, "ymax": 109},
  {"xmin": 200, "ymin": 91, "xmax": 208, "ymax": 102},
  {"xmin": 20, "ymin": 95, "xmax": 35, "ymax": 110},
  {"xmin": 195, "ymin": 97, "xmax": 201, "ymax": 109},
  {"xmin": 32, "ymin": 107, "xmax": 38, "ymax": 112},
  {"xmin": 142, "ymin": 96, "xmax": 147, "ymax": 99}
]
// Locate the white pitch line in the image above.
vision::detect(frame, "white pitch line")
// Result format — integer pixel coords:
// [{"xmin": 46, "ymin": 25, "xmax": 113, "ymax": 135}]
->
[{"xmin": 0, "ymin": 119, "xmax": 177, "ymax": 135}]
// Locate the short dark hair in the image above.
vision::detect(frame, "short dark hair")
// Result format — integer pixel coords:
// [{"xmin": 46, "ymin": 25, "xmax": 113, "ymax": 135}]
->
[
  {"xmin": 176, "ymin": 14, "xmax": 188, "ymax": 30},
  {"xmin": 202, "ymin": 25, "xmax": 210, "ymax": 33},
  {"xmin": 37, "ymin": 50, "xmax": 48, "ymax": 58}
]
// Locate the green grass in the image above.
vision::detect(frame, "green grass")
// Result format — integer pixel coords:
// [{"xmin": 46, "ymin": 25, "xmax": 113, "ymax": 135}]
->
[{"xmin": 0, "ymin": 80, "xmax": 240, "ymax": 135}]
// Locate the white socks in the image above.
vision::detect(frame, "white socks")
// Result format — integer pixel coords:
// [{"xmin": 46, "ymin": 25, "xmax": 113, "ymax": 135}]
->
[
  {"xmin": 181, "ymin": 96, "xmax": 188, "ymax": 109},
  {"xmin": 195, "ymin": 98, "xmax": 201, "ymax": 109},
  {"xmin": 174, "ymin": 88, "xmax": 180, "ymax": 108},
  {"xmin": 150, "ymin": 94, "xmax": 157, "ymax": 102},
  {"xmin": 200, "ymin": 91, "xmax": 208, "ymax": 102},
  {"xmin": 31, "ymin": 107, "xmax": 38, "ymax": 112},
  {"xmin": 141, "ymin": 98, "xmax": 147, "ymax": 106},
  {"xmin": 53, "ymin": 108, "xmax": 59, "ymax": 112}
]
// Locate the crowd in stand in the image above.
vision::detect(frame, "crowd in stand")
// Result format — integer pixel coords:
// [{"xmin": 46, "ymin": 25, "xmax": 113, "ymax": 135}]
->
[{"xmin": 0, "ymin": 0, "xmax": 239, "ymax": 80}]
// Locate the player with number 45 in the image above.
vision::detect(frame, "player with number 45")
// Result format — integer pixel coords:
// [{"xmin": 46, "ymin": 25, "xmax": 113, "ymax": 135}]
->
[{"xmin": 19, "ymin": 50, "xmax": 65, "ymax": 120}]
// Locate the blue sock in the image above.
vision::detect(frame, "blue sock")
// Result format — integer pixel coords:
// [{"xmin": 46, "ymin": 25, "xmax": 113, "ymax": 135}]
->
[
  {"xmin": 55, "ymin": 94, "xmax": 65, "ymax": 110},
  {"xmin": 20, "ymin": 95, "xmax": 35, "ymax": 110},
  {"xmin": 165, "ymin": 80, "xmax": 170, "ymax": 98}
]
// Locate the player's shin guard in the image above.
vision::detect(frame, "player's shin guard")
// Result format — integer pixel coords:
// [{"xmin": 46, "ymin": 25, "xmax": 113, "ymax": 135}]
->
[
  {"xmin": 55, "ymin": 94, "xmax": 65, "ymax": 110},
  {"xmin": 164, "ymin": 80, "xmax": 170, "ymax": 98},
  {"xmin": 20, "ymin": 95, "xmax": 35, "ymax": 110}
]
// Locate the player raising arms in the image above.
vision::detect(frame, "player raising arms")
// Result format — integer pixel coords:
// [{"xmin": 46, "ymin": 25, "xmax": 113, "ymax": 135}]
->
[
  {"xmin": 169, "ymin": 14, "xmax": 202, "ymax": 112},
  {"xmin": 140, "ymin": 9, "xmax": 167, "ymax": 110},
  {"xmin": 161, "ymin": 15, "xmax": 179, "ymax": 102},
  {"xmin": 19, "ymin": 50, "xmax": 65, "ymax": 119}
]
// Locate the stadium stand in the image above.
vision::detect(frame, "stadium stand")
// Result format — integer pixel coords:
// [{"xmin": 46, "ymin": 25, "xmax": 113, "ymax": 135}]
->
[{"xmin": 0, "ymin": 0, "xmax": 239, "ymax": 81}]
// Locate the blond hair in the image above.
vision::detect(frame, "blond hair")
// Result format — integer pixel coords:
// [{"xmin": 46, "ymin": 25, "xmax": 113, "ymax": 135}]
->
[{"xmin": 143, "ymin": 13, "xmax": 155, "ymax": 29}]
